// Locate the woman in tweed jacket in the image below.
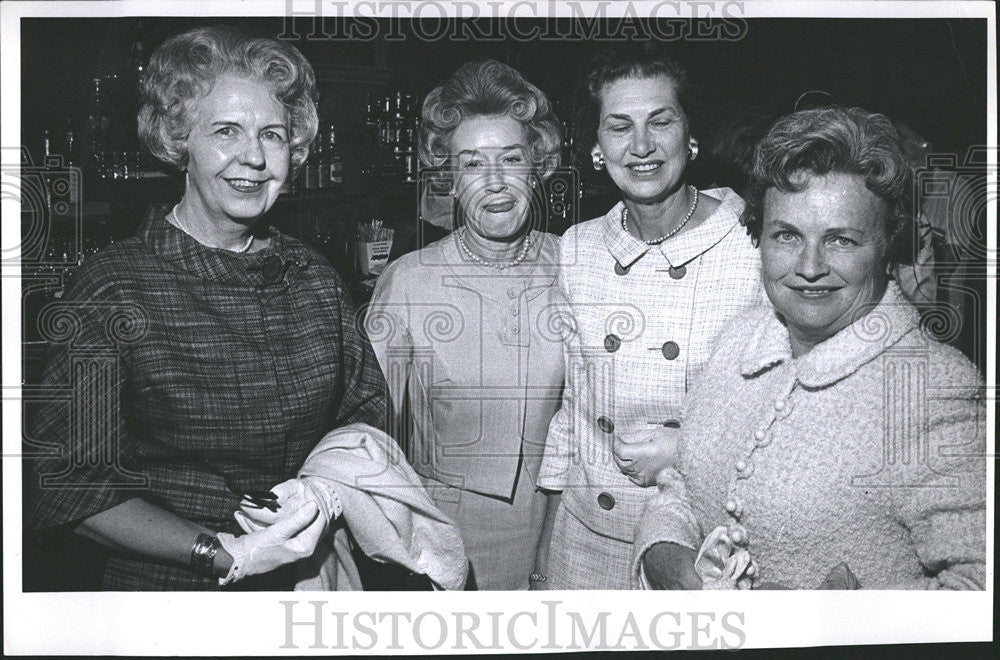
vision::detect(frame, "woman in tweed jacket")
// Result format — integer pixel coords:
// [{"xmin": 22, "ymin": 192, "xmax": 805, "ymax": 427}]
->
[
  {"xmin": 24, "ymin": 27, "xmax": 387, "ymax": 590},
  {"xmin": 534, "ymin": 47, "xmax": 763, "ymax": 589},
  {"xmin": 633, "ymin": 107, "xmax": 986, "ymax": 590}
]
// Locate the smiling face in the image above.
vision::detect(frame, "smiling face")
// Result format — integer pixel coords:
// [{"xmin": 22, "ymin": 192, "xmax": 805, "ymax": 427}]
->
[
  {"xmin": 183, "ymin": 74, "xmax": 290, "ymax": 227},
  {"xmin": 451, "ymin": 114, "xmax": 533, "ymax": 241},
  {"xmin": 593, "ymin": 74, "xmax": 691, "ymax": 203},
  {"xmin": 760, "ymin": 171, "xmax": 891, "ymax": 355}
]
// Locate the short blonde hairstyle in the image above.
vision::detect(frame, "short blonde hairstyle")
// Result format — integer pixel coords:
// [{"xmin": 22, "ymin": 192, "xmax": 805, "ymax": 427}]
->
[
  {"xmin": 419, "ymin": 59, "xmax": 562, "ymax": 179},
  {"xmin": 138, "ymin": 26, "xmax": 319, "ymax": 174}
]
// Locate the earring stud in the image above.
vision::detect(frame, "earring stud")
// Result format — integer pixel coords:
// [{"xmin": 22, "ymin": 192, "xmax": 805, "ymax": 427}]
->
[{"xmin": 592, "ymin": 154, "xmax": 606, "ymax": 171}]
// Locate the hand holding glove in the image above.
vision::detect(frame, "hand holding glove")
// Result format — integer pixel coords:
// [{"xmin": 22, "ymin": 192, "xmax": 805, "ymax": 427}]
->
[
  {"xmin": 216, "ymin": 501, "xmax": 326, "ymax": 585},
  {"xmin": 235, "ymin": 477, "xmax": 343, "ymax": 536},
  {"xmin": 613, "ymin": 425, "xmax": 682, "ymax": 487}
]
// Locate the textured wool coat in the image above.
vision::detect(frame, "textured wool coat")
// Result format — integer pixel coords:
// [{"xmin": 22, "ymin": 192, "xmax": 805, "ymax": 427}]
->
[{"xmin": 632, "ymin": 283, "xmax": 987, "ymax": 589}]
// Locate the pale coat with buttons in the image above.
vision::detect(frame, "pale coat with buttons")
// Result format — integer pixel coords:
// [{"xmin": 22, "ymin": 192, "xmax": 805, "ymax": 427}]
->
[
  {"xmin": 538, "ymin": 188, "xmax": 763, "ymax": 587},
  {"xmin": 632, "ymin": 283, "xmax": 987, "ymax": 589}
]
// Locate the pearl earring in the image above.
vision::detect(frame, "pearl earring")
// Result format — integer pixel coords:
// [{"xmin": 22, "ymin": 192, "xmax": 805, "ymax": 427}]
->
[
  {"xmin": 592, "ymin": 153, "xmax": 605, "ymax": 171},
  {"xmin": 688, "ymin": 141, "xmax": 699, "ymax": 161}
]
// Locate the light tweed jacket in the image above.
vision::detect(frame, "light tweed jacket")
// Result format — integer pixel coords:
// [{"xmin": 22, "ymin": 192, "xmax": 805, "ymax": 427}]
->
[
  {"xmin": 632, "ymin": 283, "xmax": 987, "ymax": 589},
  {"xmin": 538, "ymin": 188, "xmax": 763, "ymax": 545}
]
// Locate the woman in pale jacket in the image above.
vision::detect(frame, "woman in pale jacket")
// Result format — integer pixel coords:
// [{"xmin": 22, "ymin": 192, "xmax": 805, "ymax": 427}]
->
[
  {"xmin": 536, "ymin": 46, "xmax": 762, "ymax": 589},
  {"xmin": 633, "ymin": 107, "xmax": 986, "ymax": 590},
  {"xmin": 365, "ymin": 60, "xmax": 566, "ymax": 590}
]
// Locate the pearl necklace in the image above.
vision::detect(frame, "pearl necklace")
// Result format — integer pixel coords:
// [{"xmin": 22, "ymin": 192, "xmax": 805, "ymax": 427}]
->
[
  {"xmin": 171, "ymin": 203, "xmax": 254, "ymax": 253},
  {"xmin": 457, "ymin": 229, "xmax": 533, "ymax": 270},
  {"xmin": 622, "ymin": 186, "xmax": 699, "ymax": 245}
]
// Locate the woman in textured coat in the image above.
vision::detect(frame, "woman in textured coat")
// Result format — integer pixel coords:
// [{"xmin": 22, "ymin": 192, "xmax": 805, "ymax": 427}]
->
[
  {"xmin": 633, "ymin": 107, "xmax": 986, "ymax": 590},
  {"xmin": 24, "ymin": 27, "xmax": 387, "ymax": 590}
]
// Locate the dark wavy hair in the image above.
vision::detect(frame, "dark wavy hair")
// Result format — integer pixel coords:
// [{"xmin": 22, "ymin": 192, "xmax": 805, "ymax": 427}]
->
[
  {"xmin": 574, "ymin": 45, "xmax": 700, "ymax": 168},
  {"xmin": 138, "ymin": 25, "xmax": 319, "ymax": 174},
  {"xmin": 741, "ymin": 106, "xmax": 915, "ymax": 267},
  {"xmin": 419, "ymin": 59, "xmax": 562, "ymax": 179}
]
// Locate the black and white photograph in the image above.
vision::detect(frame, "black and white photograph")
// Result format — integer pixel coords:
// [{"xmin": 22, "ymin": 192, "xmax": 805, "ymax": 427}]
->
[{"xmin": 2, "ymin": 0, "xmax": 995, "ymax": 654}]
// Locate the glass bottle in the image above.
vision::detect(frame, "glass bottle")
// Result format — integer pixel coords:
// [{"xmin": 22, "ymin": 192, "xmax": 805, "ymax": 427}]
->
[{"xmin": 327, "ymin": 123, "xmax": 343, "ymax": 187}]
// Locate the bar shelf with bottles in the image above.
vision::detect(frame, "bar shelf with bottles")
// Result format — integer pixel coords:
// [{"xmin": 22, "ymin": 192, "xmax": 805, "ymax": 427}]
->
[{"xmin": 280, "ymin": 90, "xmax": 423, "ymax": 284}]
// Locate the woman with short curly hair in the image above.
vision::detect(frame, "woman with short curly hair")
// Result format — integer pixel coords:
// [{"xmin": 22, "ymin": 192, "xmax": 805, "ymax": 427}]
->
[
  {"xmin": 367, "ymin": 59, "xmax": 567, "ymax": 590},
  {"xmin": 633, "ymin": 106, "xmax": 985, "ymax": 591},
  {"xmin": 24, "ymin": 26, "xmax": 388, "ymax": 591}
]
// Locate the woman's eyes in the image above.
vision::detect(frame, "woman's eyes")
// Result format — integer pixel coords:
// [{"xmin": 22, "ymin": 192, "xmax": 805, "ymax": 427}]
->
[
  {"xmin": 606, "ymin": 120, "xmax": 671, "ymax": 133},
  {"xmin": 770, "ymin": 231, "xmax": 859, "ymax": 247},
  {"xmin": 214, "ymin": 126, "xmax": 287, "ymax": 143},
  {"xmin": 829, "ymin": 236, "xmax": 858, "ymax": 247},
  {"xmin": 461, "ymin": 154, "xmax": 523, "ymax": 168}
]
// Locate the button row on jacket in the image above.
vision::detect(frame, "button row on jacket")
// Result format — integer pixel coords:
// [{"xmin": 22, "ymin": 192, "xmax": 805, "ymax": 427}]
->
[{"xmin": 735, "ymin": 460, "xmax": 754, "ymax": 478}]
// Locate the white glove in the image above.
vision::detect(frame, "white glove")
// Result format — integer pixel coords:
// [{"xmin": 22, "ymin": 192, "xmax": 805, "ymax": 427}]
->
[
  {"xmin": 613, "ymin": 426, "xmax": 682, "ymax": 487},
  {"xmin": 216, "ymin": 501, "xmax": 326, "ymax": 585},
  {"xmin": 235, "ymin": 477, "xmax": 342, "ymax": 537}
]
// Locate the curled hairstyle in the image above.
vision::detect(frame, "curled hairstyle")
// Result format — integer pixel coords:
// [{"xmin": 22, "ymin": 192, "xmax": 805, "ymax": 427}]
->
[
  {"xmin": 741, "ymin": 106, "xmax": 915, "ymax": 267},
  {"xmin": 574, "ymin": 45, "xmax": 699, "ymax": 167},
  {"xmin": 138, "ymin": 26, "xmax": 319, "ymax": 173},
  {"xmin": 419, "ymin": 59, "xmax": 562, "ymax": 179}
]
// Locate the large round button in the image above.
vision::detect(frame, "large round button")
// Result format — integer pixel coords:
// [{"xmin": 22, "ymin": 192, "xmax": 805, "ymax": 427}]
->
[
  {"xmin": 597, "ymin": 492, "xmax": 616, "ymax": 510},
  {"xmin": 729, "ymin": 524, "xmax": 748, "ymax": 546},
  {"xmin": 596, "ymin": 416, "xmax": 615, "ymax": 433},
  {"xmin": 735, "ymin": 461, "xmax": 755, "ymax": 479},
  {"xmin": 604, "ymin": 334, "xmax": 622, "ymax": 353},
  {"xmin": 614, "ymin": 262, "xmax": 630, "ymax": 276},
  {"xmin": 660, "ymin": 341, "xmax": 680, "ymax": 360},
  {"xmin": 668, "ymin": 265, "xmax": 686, "ymax": 279}
]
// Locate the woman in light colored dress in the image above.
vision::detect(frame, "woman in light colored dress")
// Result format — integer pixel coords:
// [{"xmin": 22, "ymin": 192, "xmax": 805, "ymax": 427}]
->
[
  {"xmin": 633, "ymin": 107, "xmax": 986, "ymax": 590},
  {"xmin": 366, "ymin": 59, "xmax": 566, "ymax": 590}
]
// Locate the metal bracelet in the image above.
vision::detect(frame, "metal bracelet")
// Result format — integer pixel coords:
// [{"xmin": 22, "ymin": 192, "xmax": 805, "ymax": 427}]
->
[
  {"xmin": 190, "ymin": 533, "xmax": 222, "ymax": 578},
  {"xmin": 528, "ymin": 572, "xmax": 548, "ymax": 583}
]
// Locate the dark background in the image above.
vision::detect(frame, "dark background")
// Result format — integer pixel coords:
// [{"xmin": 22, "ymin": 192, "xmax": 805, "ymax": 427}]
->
[
  {"xmin": 17, "ymin": 16, "xmax": 993, "ymax": 593},
  {"xmin": 22, "ymin": 17, "xmax": 987, "ymax": 160}
]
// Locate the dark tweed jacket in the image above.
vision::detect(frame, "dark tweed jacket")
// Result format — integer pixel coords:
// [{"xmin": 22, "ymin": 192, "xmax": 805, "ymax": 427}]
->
[{"xmin": 24, "ymin": 212, "xmax": 388, "ymax": 590}]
